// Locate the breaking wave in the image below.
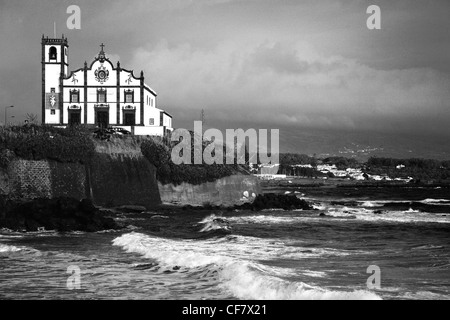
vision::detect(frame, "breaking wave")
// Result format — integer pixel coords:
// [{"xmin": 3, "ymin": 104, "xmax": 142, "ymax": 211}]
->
[
  {"xmin": 112, "ymin": 232, "xmax": 381, "ymax": 300},
  {"xmin": 0, "ymin": 243, "xmax": 23, "ymax": 253},
  {"xmin": 326, "ymin": 207, "xmax": 450, "ymax": 224},
  {"xmin": 198, "ymin": 214, "xmax": 231, "ymax": 233},
  {"xmin": 421, "ymin": 199, "xmax": 450, "ymax": 205}
]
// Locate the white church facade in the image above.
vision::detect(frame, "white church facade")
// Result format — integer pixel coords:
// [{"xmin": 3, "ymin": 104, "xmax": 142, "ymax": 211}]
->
[{"xmin": 41, "ymin": 35, "xmax": 173, "ymax": 136}]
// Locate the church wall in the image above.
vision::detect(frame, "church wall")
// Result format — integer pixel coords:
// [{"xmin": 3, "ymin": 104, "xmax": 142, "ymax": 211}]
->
[
  {"xmin": 42, "ymin": 37, "xmax": 172, "ymax": 134},
  {"xmin": 87, "ymin": 61, "xmax": 117, "ymax": 85},
  {"xmin": 45, "ymin": 109, "xmax": 61, "ymax": 124},
  {"xmin": 64, "ymin": 70, "xmax": 85, "ymax": 86},
  {"xmin": 147, "ymin": 107, "xmax": 162, "ymax": 127},
  {"xmin": 120, "ymin": 70, "xmax": 140, "ymax": 86},
  {"xmin": 45, "ymin": 65, "xmax": 61, "ymax": 92},
  {"xmin": 134, "ymin": 126, "xmax": 164, "ymax": 136}
]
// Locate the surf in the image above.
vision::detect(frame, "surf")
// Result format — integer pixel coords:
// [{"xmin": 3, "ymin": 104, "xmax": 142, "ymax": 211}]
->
[{"xmin": 112, "ymin": 232, "xmax": 381, "ymax": 300}]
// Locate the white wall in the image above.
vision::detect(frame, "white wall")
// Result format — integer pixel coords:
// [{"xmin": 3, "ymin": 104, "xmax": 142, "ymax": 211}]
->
[{"xmin": 134, "ymin": 126, "xmax": 164, "ymax": 136}]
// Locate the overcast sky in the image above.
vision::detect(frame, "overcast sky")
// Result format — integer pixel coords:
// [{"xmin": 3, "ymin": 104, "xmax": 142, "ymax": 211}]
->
[{"xmin": 1, "ymin": 0, "xmax": 449, "ymax": 140}]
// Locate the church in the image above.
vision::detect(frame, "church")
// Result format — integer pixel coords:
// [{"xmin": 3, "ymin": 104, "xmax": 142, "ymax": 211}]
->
[{"xmin": 41, "ymin": 35, "xmax": 173, "ymax": 136}]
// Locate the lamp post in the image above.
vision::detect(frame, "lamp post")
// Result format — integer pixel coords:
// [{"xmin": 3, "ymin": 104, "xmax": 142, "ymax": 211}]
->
[{"xmin": 4, "ymin": 105, "xmax": 14, "ymax": 127}]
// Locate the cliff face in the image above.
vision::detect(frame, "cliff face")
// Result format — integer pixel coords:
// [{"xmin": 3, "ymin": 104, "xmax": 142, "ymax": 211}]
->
[
  {"xmin": 158, "ymin": 174, "xmax": 261, "ymax": 207},
  {"xmin": 88, "ymin": 153, "xmax": 161, "ymax": 208},
  {"xmin": 0, "ymin": 160, "xmax": 85, "ymax": 200},
  {"xmin": 1, "ymin": 138, "xmax": 260, "ymax": 209},
  {"xmin": 0, "ymin": 144, "xmax": 161, "ymax": 209}
]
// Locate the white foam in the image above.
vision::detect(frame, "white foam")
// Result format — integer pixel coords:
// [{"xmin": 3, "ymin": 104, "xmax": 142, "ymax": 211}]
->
[
  {"xmin": 358, "ymin": 200, "xmax": 406, "ymax": 207},
  {"xmin": 301, "ymin": 270, "xmax": 328, "ymax": 278},
  {"xmin": 421, "ymin": 198, "xmax": 450, "ymax": 205},
  {"xmin": 112, "ymin": 232, "xmax": 381, "ymax": 300},
  {"xmin": 325, "ymin": 207, "xmax": 450, "ymax": 224},
  {"xmin": 219, "ymin": 261, "xmax": 380, "ymax": 300},
  {"xmin": 227, "ymin": 215, "xmax": 301, "ymax": 225},
  {"xmin": 360, "ymin": 201, "xmax": 381, "ymax": 207},
  {"xmin": 0, "ymin": 243, "xmax": 22, "ymax": 253},
  {"xmin": 312, "ymin": 203, "xmax": 327, "ymax": 210},
  {"xmin": 198, "ymin": 214, "xmax": 231, "ymax": 232}
]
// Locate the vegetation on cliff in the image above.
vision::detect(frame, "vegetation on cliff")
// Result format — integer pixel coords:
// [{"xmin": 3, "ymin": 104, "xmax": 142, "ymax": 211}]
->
[
  {"xmin": 0, "ymin": 125, "xmax": 95, "ymax": 167},
  {"xmin": 141, "ymin": 135, "xmax": 240, "ymax": 186}
]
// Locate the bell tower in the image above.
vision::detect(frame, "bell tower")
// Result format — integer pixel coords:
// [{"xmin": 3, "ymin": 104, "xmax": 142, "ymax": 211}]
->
[{"xmin": 41, "ymin": 35, "xmax": 69, "ymax": 124}]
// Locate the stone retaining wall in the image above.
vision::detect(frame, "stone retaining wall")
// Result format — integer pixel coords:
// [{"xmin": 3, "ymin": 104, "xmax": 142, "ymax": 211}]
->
[{"xmin": 158, "ymin": 174, "xmax": 261, "ymax": 207}]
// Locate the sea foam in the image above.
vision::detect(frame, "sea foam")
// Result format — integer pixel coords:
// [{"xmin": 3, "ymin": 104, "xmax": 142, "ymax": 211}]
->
[
  {"xmin": 0, "ymin": 243, "xmax": 23, "ymax": 253},
  {"xmin": 112, "ymin": 232, "xmax": 381, "ymax": 300}
]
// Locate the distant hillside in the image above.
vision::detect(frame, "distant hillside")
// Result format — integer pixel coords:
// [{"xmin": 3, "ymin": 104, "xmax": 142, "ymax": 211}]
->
[{"xmin": 278, "ymin": 128, "xmax": 450, "ymax": 161}]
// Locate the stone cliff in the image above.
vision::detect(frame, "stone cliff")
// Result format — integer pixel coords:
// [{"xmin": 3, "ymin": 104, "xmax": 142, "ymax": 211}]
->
[{"xmin": 0, "ymin": 139, "xmax": 261, "ymax": 209}]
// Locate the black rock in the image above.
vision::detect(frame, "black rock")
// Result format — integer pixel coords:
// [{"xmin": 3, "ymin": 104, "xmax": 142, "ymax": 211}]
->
[
  {"xmin": 25, "ymin": 219, "xmax": 42, "ymax": 232},
  {"xmin": 232, "ymin": 194, "xmax": 313, "ymax": 211},
  {"xmin": 0, "ymin": 197, "xmax": 123, "ymax": 233}
]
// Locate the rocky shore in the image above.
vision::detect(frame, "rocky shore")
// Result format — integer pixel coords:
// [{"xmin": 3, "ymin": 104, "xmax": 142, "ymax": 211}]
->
[
  {"xmin": 0, "ymin": 193, "xmax": 314, "ymax": 233},
  {"xmin": 0, "ymin": 197, "xmax": 123, "ymax": 232},
  {"xmin": 180, "ymin": 193, "xmax": 314, "ymax": 211}
]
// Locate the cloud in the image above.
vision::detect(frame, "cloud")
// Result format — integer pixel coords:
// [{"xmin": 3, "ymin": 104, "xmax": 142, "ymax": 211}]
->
[
  {"xmin": 0, "ymin": 0, "xmax": 449, "ymax": 139},
  {"xmin": 132, "ymin": 39, "xmax": 450, "ymax": 135}
]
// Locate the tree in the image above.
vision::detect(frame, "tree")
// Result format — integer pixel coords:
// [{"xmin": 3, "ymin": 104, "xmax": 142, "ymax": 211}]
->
[{"xmin": 26, "ymin": 113, "xmax": 39, "ymax": 124}]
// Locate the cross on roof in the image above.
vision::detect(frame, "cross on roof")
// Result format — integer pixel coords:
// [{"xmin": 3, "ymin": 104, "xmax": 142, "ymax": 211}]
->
[{"xmin": 100, "ymin": 43, "xmax": 105, "ymax": 52}]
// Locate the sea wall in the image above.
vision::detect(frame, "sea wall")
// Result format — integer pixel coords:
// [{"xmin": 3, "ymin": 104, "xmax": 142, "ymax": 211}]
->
[
  {"xmin": 88, "ymin": 153, "xmax": 161, "ymax": 208},
  {"xmin": 0, "ymin": 151, "xmax": 161, "ymax": 209},
  {"xmin": 0, "ymin": 160, "xmax": 85, "ymax": 200},
  {"xmin": 158, "ymin": 174, "xmax": 261, "ymax": 207},
  {"xmin": 0, "ymin": 138, "xmax": 259, "ymax": 209}
]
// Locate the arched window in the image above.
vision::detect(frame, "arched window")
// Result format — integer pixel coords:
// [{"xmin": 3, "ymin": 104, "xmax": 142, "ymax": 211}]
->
[{"xmin": 49, "ymin": 46, "xmax": 57, "ymax": 60}]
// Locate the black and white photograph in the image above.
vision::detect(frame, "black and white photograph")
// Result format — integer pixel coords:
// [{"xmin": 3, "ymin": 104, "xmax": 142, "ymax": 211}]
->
[{"xmin": 0, "ymin": 0, "xmax": 449, "ymax": 304}]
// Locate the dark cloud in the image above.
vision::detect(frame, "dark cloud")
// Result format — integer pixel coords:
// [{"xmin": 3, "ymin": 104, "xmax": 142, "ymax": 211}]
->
[{"xmin": 0, "ymin": 0, "xmax": 449, "ymax": 147}]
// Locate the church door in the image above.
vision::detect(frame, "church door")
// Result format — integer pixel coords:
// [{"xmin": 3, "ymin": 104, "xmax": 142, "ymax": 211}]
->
[
  {"xmin": 124, "ymin": 112, "xmax": 135, "ymax": 126},
  {"xmin": 68, "ymin": 111, "xmax": 81, "ymax": 126},
  {"xmin": 96, "ymin": 111, "xmax": 109, "ymax": 128}
]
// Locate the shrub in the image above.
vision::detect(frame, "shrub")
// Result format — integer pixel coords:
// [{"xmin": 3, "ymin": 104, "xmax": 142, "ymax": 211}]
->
[
  {"xmin": 0, "ymin": 125, "xmax": 95, "ymax": 164},
  {"xmin": 141, "ymin": 136, "xmax": 237, "ymax": 185}
]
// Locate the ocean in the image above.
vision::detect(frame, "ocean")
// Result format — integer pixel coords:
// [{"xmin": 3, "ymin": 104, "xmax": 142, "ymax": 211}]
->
[{"xmin": 0, "ymin": 186, "xmax": 449, "ymax": 300}]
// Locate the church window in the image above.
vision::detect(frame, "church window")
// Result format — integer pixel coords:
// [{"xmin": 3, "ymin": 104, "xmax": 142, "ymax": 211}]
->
[
  {"xmin": 149, "ymin": 118, "xmax": 154, "ymax": 125},
  {"xmin": 49, "ymin": 47, "xmax": 57, "ymax": 60},
  {"xmin": 97, "ymin": 89, "xmax": 107, "ymax": 103},
  {"xmin": 125, "ymin": 90, "xmax": 134, "ymax": 103},
  {"xmin": 50, "ymin": 109, "xmax": 56, "ymax": 115},
  {"xmin": 70, "ymin": 90, "xmax": 79, "ymax": 103},
  {"xmin": 51, "ymin": 88, "xmax": 55, "ymax": 93}
]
